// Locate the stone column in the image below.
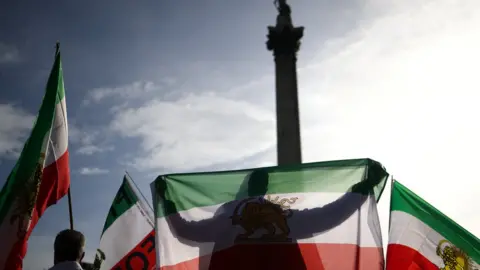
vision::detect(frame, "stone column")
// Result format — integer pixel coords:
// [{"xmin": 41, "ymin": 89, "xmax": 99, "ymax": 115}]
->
[{"xmin": 267, "ymin": 0, "xmax": 304, "ymax": 166}]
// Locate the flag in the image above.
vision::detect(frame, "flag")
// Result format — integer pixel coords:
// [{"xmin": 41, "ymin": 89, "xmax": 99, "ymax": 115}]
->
[
  {"xmin": 151, "ymin": 158, "xmax": 389, "ymax": 270},
  {"xmin": 94, "ymin": 176, "xmax": 156, "ymax": 270},
  {"xmin": 386, "ymin": 181, "xmax": 480, "ymax": 269},
  {"xmin": 0, "ymin": 44, "xmax": 70, "ymax": 270}
]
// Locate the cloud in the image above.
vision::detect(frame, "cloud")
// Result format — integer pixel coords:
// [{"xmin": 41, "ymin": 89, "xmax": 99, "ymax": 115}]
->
[
  {"xmin": 76, "ymin": 145, "xmax": 114, "ymax": 155},
  {"xmin": 79, "ymin": 167, "xmax": 109, "ymax": 175},
  {"xmin": 83, "ymin": 81, "xmax": 161, "ymax": 105},
  {"xmin": 0, "ymin": 104, "xmax": 34, "ymax": 159},
  {"xmin": 110, "ymin": 92, "xmax": 275, "ymax": 171},
  {"xmin": 0, "ymin": 43, "xmax": 20, "ymax": 64},
  {"xmin": 105, "ymin": 0, "xmax": 480, "ymax": 239},
  {"xmin": 69, "ymin": 124, "xmax": 114, "ymax": 155}
]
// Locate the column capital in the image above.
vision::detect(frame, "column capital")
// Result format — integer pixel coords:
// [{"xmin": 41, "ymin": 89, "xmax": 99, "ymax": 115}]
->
[
  {"xmin": 267, "ymin": 0, "xmax": 304, "ymax": 57},
  {"xmin": 266, "ymin": 25, "xmax": 304, "ymax": 57}
]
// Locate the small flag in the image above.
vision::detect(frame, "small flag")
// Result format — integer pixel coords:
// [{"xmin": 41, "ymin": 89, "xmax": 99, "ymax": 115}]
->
[
  {"xmin": 386, "ymin": 181, "xmax": 480, "ymax": 269},
  {"xmin": 94, "ymin": 176, "xmax": 156, "ymax": 270},
  {"xmin": 0, "ymin": 45, "xmax": 71, "ymax": 270},
  {"xmin": 152, "ymin": 158, "xmax": 389, "ymax": 269}
]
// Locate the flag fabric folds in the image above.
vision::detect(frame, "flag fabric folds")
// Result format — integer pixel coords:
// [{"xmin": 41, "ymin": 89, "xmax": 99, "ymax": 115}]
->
[
  {"xmin": 0, "ymin": 45, "xmax": 71, "ymax": 270},
  {"xmin": 94, "ymin": 175, "xmax": 156, "ymax": 270},
  {"xmin": 151, "ymin": 158, "xmax": 389, "ymax": 270},
  {"xmin": 386, "ymin": 180, "xmax": 480, "ymax": 269}
]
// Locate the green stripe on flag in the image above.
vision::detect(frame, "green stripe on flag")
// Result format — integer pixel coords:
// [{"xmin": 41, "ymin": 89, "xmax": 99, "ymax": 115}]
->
[
  {"xmin": 0, "ymin": 48, "xmax": 62, "ymax": 224},
  {"xmin": 152, "ymin": 158, "xmax": 389, "ymax": 218},
  {"xmin": 55, "ymin": 59, "xmax": 65, "ymax": 103},
  {"xmin": 102, "ymin": 177, "xmax": 139, "ymax": 234},
  {"xmin": 391, "ymin": 181, "xmax": 480, "ymax": 264}
]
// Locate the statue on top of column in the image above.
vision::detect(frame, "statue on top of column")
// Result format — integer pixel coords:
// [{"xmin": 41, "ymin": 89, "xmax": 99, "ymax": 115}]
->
[
  {"xmin": 274, "ymin": 0, "xmax": 293, "ymax": 28},
  {"xmin": 274, "ymin": 0, "xmax": 291, "ymax": 16}
]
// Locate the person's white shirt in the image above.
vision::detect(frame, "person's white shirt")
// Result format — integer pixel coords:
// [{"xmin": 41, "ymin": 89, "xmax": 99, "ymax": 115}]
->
[{"xmin": 47, "ymin": 261, "xmax": 83, "ymax": 270}]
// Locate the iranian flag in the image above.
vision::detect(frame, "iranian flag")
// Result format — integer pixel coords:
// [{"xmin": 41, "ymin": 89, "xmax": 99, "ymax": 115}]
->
[
  {"xmin": 152, "ymin": 158, "xmax": 389, "ymax": 270},
  {"xmin": 386, "ymin": 181, "xmax": 480, "ymax": 269},
  {"xmin": 0, "ymin": 44, "xmax": 70, "ymax": 270},
  {"xmin": 95, "ymin": 175, "xmax": 156, "ymax": 270}
]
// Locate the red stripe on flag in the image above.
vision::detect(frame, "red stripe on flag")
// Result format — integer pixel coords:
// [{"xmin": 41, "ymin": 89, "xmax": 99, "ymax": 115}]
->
[
  {"xmin": 111, "ymin": 230, "xmax": 156, "ymax": 270},
  {"xmin": 38, "ymin": 151, "xmax": 71, "ymax": 211},
  {"xmin": 4, "ymin": 151, "xmax": 70, "ymax": 270},
  {"xmin": 386, "ymin": 244, "xmax": 439, "ymax": 270},
  {"xmin": 161, "ymin": 243, "xmax": 384, "ymax": 270}
]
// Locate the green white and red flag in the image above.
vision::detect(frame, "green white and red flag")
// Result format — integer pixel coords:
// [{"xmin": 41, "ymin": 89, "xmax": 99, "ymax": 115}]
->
[
  {"xmin": 386, "ymin": 180, "xmax": 480, "ymax": 269},
  {"xmin": 94, "ymin": 175, "xmax": 156, "ymax": 270},
  {"xmin": 0, "ymin": 44, "xmax": 71, "ymax": 270},
  {"xmin": 151, "ymin": 158, "xmax": 389, "ymax": 270}
]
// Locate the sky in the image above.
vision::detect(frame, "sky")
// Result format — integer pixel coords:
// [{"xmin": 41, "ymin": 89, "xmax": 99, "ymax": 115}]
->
[{"xmin": 1, "ymin": 0, "xmax": 480, "ymax": 269}]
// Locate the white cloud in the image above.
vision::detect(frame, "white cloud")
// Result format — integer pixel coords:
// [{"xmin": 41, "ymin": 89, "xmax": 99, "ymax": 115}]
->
[
  {"xmin": 76, "ymin": 145, "xmax": 114, "ymax": 155},
  {"xmin": 69, "ymin": 125, "xmax": 114, "ymax": 155},
  {"xmin": 79, "ymin": 167, "xmax": 109, "ymax": 175},
  {"xmin": 110, "ymin": 92, "xmax": 275, "ymax": 171},
  {"xmin": 67, "ymin": 122, "xmax": 83, "ymax": 143},
  {"xmin": 83, "ymin": 81, "xmax": 160, "ymax": 105},
  {"xmin": 0, "ymin": 43, "xmax": 20, "ymax": 64},
  {"xmin": 109, "ymin": 0, "xmax": 480, "ymax": 240},
  {"xmin": 0, "ymin": 104, "xmax": 34, "ymax": 159}
]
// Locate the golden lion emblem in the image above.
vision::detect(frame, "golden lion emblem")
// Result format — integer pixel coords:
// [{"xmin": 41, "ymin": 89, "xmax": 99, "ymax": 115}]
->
[
  {"xmin": 436, "ymin": 240, "xmax": 477, "ymax": 270},
  {"xmin": 230, "ymin": 196, "xmax": 297, "ymax": 243}
]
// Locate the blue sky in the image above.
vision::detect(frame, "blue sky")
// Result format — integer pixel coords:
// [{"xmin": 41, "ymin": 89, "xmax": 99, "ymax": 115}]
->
[{"xmin": 1, "ymin": 0, "xmax": 480, "ymax": 269}]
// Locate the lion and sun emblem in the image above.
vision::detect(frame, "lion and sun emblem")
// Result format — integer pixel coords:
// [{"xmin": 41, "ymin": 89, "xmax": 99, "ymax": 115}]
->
[
  {"xmin": 230, "ymin": 195, "xmax": 298, "ymax": 243},
  {"xmin": 436, "ymin": 240, "xmax": 478, "ymax": 270}
]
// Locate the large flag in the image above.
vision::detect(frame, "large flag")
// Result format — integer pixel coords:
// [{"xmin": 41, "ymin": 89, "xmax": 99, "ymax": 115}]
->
[
  {"xmin": 0, "ymin": 44, "xmax": 70, "ymax": 270},
  {"xmin": 94, "ymin": 175, "xmax": 156, "ymax": 270},
  {"xmin": 386, "ymin": 181, "xmax": 480, "ymax": 269},
  {"xmin": 151, "ymin": 158, "xmax": 389, "ymax": 270}
]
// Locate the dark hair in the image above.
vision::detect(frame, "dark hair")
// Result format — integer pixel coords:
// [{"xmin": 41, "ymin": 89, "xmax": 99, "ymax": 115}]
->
[{"xmin": 54, "ymin": 229, "xmax": 85, "ymax": 262}]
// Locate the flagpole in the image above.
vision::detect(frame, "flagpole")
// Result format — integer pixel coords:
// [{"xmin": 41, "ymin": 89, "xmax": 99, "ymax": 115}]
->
[
  {"xmin": 125, "ymin": 171, "xmax": 155, "ymax": 215},
  {"xmin": 387, "ymin": 176, "xmax": 394, "ymax": 231},
  {"xmin": 56, "ymin": 41, "xmax": 74, "ymax": 230},
  {"xmin": 67, "ymin": 188, "xmax": 74, "ymax": 230}
]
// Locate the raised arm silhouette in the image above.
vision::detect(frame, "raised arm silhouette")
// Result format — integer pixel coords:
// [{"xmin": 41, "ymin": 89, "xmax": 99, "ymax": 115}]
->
[{"xmin": 157, "ymin": 162, "xmax": 387, "ymax": 269}]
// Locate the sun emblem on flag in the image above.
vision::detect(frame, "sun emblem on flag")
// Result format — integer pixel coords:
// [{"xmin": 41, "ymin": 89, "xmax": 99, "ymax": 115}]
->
[
  {"xmin": 230, "ymin": 195, "xmax": 298, "ymax": 243},
  {"xmin": 436, "ymin": 239, "xmax": 477, "ymax": 270}
]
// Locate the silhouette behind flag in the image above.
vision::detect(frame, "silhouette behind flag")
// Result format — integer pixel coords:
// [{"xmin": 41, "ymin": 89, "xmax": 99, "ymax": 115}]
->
[{"xmin": 152, "ymin": 158, "xmax": 389, "ymax": 270}]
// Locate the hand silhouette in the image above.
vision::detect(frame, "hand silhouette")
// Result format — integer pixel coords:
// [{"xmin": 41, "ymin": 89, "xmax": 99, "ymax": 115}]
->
[
  {"xmin": 156, "ymin": 179, "xmax": 178, "ymax": 214},
  {"xmin": 351, "ymin": 162, "xmax": 388, "ymax": 195},
  {"xmin": 350, "ymin": 181, "xmax": 374, "ymax": 196}
]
